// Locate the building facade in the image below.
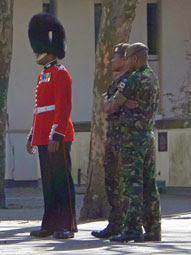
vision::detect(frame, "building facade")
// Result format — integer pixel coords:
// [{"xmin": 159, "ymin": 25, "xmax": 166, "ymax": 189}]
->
[{"xmin": 5, "ymin": 0, "xmax": 191, "ymax": 187}]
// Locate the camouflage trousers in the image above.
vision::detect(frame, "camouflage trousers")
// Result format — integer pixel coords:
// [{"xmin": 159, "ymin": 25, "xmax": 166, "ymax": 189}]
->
[
  {"xmin": 119, "ymin": 129, "xmax": 161, "ymax": 235},
  {"xmin": 104, "ymin": 124, "xmax": 128, "ymax": 232},
  {"xmin": 104, "ymin": 127, "xmax": 161, "ymax": 235}
]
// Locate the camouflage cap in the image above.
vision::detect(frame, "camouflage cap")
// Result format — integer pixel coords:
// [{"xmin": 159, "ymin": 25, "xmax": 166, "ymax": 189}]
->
[
  {"xmin": 125, "ymin": 42, "xmax": 148, "ymax": 57},
  {"xmin": 113, "ymin": 43, "xmax": 130, "ymax": 57}
]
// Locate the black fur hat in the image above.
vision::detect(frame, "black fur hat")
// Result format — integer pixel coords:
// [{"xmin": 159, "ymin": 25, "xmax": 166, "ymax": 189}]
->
[{"xmin": 28, "ymin": 13, "xmax": 66, "ymax": 59}]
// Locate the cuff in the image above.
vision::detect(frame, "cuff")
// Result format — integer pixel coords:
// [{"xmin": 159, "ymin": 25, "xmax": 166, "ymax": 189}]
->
[
  {"xmin": 49, "ymin": 124, "xmax": 64, "ymax": 141},
  {"xmin": 52, "ymin": 133, "xmax": 64, "ymax": 141},
  {"xmin": 27, "ymin": 128, "xmax": 33, "ymax": 142},
  {"xmin": 27, "ymin": 134, "xmax": 33, "ymax": 142}
]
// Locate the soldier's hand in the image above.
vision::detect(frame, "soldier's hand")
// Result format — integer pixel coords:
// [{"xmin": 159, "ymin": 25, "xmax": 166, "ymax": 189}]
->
[
  {"xmin": 26, "ymin": 141, "xmax": 36, "ymax": 154},
  {"xmin": 48, "ymin": 140, "xmax": 60, "ymax": 152},
  {"xmin": 125, "ymin": 99, "xmax": 138, "ymax": 109},
  {"xmin": 100, "ymin": 94, "xmax": 108, "ymax": 112}
]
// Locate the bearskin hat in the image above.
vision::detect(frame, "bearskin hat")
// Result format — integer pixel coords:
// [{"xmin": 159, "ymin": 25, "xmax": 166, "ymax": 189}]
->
[{"xmin": 28, "ymin": 13, "xmax": 66, "ymax": 59}]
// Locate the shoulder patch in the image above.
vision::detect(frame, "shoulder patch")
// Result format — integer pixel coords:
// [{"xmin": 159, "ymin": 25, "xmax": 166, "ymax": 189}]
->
[
  {"xmin": 119, "ymin": 82, "xmax": 126, "ymax": 89},
  {"xmin": 117, "ymin": 81, "xmax": 127, "ymax": 92},
  {"xmin": 55, "ymin": 64, "xmax": 65, "ymax": 70}
]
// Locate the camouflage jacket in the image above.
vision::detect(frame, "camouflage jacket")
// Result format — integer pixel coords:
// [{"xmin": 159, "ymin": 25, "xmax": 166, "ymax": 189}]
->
[
  {"xmin": 117, "ymin": 64, "xmax": 160, "ymax": 133},
  {"xmin": 106, "ymin": 70, "xmax": 131, "ymax": 123}
]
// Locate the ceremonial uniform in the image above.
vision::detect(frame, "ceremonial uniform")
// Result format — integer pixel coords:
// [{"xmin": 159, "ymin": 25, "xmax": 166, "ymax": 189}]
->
[
  {"xmin": 28, "ymin": 60, "xmax": 76, "ymax": 233},
  {"xmin": 30, "ymin": 61, "xmax": 74, "ymax": 146},
  {"xmin": 27, "ymin": 13, "xmax": 76, "ymax": 238}
]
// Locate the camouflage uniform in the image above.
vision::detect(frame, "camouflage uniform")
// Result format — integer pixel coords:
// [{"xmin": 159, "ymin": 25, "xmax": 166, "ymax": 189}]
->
[
  {"xmin": 104, "ymin": 70, "xmax": 131, "ymax": 232},
  {"xmin": 116, "ymin": 64, "xmax": 161, "ymax": 236}
]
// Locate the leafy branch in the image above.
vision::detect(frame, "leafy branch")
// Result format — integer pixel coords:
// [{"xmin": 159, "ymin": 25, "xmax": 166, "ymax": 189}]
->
[{"xmin": 165, "ymin": 46, "xmax": 191, "ymax": 116}]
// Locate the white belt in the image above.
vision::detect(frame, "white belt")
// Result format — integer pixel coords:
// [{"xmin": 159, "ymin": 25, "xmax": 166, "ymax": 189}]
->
[{"xmin": 34, "ymin": 105, "xmax": 55, "ymax": 114}]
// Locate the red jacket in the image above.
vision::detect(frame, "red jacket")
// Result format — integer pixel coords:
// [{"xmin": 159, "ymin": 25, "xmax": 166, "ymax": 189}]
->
[{"xmin": 29, "ymin": 61, "xmax": 74, "ymax": 146}]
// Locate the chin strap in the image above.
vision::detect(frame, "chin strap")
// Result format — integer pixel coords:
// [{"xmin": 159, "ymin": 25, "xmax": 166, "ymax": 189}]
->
[{"xmin": 36, "ymin": 53, "xmax": 48, "ymax": 61}]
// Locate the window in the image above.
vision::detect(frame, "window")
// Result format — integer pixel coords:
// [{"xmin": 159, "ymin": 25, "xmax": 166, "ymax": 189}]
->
[
  {"xmin": 94, "ymin": 3, "xmax": 102, "ymax": 48},
  {"xmin": 147, "ymin": 3, "xmax": 158, "ymax": 55},
  {"xmin": 43, "ymin": 3, "xmax": 50, "ymax": 13},
  {"xmin": 42, "ymin": 0, "xmax": 54, "ymax": 15}
]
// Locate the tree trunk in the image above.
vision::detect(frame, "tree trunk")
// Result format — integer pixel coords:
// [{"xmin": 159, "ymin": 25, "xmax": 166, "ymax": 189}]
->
[
  {"xmin": 0, "ymin": 0, "xmax": 14, "ymax": 208},
  {"xmin": 80, "ymin": 0, "xmax": 139, "ymax": 220}
]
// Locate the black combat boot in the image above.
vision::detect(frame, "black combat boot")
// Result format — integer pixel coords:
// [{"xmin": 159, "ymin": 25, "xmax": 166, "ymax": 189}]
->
[
  {"xmin": 110, "ymin": 232, "xmax": 144, "ymax": 243},
  {"xmin": 144, "ymin": 231, "xmax": 161, "ymax": 241},
  {"xmin": 91, "ymin": 224, "xmax": 119, "ymax": 238}
]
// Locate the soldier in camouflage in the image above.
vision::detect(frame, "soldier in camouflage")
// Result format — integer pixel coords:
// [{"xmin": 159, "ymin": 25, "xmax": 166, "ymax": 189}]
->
[
  {"xmin": 91, "ymin": 43, "xmax": 136, "ymax": 239},
  {"xmin": 109, "ymin": 42, "xmax": 161, "ymax": 243}
]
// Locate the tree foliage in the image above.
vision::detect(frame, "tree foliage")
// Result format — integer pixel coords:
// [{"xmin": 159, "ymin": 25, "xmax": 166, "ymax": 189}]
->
[
  {"xmin": 165, "ymin": 48, "xmax": 191, "ymax": 117},
  {"xmin": 0, "ymin": 0, "xmax": 14, "ymax": 208}
]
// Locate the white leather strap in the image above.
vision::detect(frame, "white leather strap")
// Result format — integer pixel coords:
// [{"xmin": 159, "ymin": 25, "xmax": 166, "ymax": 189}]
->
[{"xmin": 34, "ymin": 104, "xmax": 55, "ymax": 114}]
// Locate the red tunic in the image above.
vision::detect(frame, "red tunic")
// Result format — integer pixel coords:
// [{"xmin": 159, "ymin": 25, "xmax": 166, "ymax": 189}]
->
[{"xmin": 30, "ymin": 62, "xmax": 74, "ymax": 146}]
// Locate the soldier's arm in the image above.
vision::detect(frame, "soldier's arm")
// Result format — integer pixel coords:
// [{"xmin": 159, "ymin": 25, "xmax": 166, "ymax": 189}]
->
[
  {"xmin": 100, "ymin": 94, "xmax": 117, "ymax": 114},
  {"xmin": 26, "ymin": 75, "xmax": 41, "ymax": 154},
  {"xmin": 106, "ymin": 79, "xmax": 138, "ymax": 114},
  {"xmin": 108, "ymin": 92, "xmax": 126, "ymax": 113},
  {"xmin": 100, "ymin": 93, "xmax": 109, "ymax": 113},
  {"xmin": 48, "ymin": 69, "xmax": 72, "ymax": 153}
]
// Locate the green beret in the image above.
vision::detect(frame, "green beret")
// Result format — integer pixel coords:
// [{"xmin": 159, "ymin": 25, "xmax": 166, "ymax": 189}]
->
[
  {"xmin": 113, "ymin": 43, "xmax": 130, "ymax": 57},
  {"xmin": 125, "ymin": 42, "xmax": 148, "ymax": 57}
]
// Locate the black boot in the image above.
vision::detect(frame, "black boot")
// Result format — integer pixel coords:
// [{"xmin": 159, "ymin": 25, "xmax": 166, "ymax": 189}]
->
[
  {"xmin": 30, "ymin": 229, "xmax": 54, "ymax": 237},
  {"xmin": 53, "ymin": 230, "xmax": 74, "ymax": 239},
  {"xmin": 110, "ymin": 232, "xmax": 144, "ymax": 243},
  {"xmin": 91, "ymin": 225, "xmax": 119, "ymax": 239},
  {"xmin": 144, "ymin": 231, "xmax": 161, "ymax": 241}
]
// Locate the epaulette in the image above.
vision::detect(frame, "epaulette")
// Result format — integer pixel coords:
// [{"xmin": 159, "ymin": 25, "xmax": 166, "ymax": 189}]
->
[{"xmin": 55, "ymin": 64, "xmax": 65, "ymax": 70}]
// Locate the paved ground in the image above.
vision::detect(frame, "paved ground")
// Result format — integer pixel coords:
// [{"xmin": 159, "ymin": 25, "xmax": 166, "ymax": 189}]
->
[
  {"xmin": 1, "ymin": 187, "xmax": 191, "ymax": 220},
  {"xmin": 0, "ymin": 187, "xmax": 191, "ymax": 254},
  {"xmin": 1, "ymin": 187, "xmax": 84, "ymax": 221}
]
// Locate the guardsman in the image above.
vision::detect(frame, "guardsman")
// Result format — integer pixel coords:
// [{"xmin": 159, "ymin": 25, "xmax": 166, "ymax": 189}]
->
[{"xmin": 26, "ymin": 13, "xmax": 76, "ymax": 239}]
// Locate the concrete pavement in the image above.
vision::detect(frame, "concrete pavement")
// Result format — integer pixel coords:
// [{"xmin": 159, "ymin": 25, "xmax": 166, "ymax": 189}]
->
[
  {"xmin": 0, "ymin": 187, "xmax": 191, "ymax": 254},
  {"xmin": 1, "ymin": 216, "xmax": 191, "ymax": 254}
]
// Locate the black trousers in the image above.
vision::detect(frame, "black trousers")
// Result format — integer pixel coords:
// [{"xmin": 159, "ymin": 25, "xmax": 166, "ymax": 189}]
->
[{"xmin": 38, "ymin": 142, "xmax": 77, "ymax": 232}]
